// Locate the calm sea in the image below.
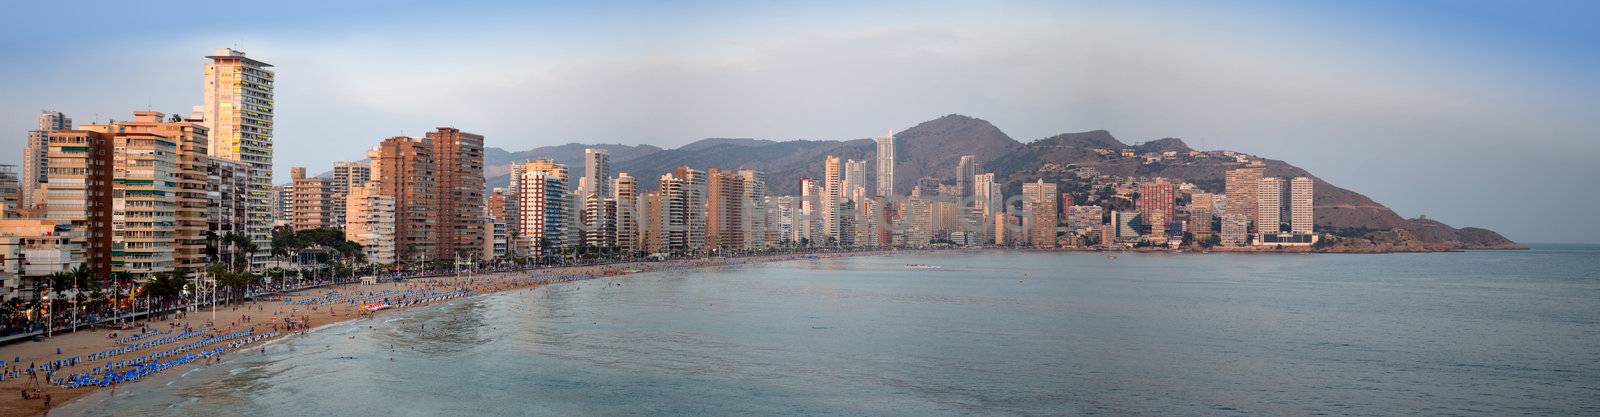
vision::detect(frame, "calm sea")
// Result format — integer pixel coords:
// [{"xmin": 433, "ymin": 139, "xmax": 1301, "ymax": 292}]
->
[{"xmin": 54, "ymin": 247, "xmax": 1600, "ymax": 416}]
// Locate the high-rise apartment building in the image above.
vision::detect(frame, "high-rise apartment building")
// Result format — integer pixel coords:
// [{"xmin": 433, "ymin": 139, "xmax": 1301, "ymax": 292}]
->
[
  {"xmin": 737, "ymin": 169, "xmax": 768, "ymax": 250},
  {"xmin": 1220, "ymin": 213, "xmax": 1249, "ymax": 246},
  {"xmin": 706, "ymin": 168, "xmax": 746, "ymax": 251},
  {"xmin": 22, "ymin": 111, "xmax": 72, "ymax": 212},
  {"xmin": 659, "ymin": 167, "xmax": 707, "ymax": 253},
  {"xmin": 1189, "ymin": 192, "xmax": 1217, "ymax": 237},
  {"xmin": 900, "ymin": 197, "xmax": 933, "ymax": 247},
  {"xmin": 345, "ymin": 183, "xmax": 396, "ymax": 264},
  {"xmin": 973, "ymin": 173, "xmax": 998, "ymax": 218},
  {"xmin": 639, "ymin": 191, "xmax": 663, "ymax": 254},
  {"xmin": 1290, "ymin": 177, "xmax": 1314, "ymax": 235},
  {"xmin": 290, "ymin": 167, "xmax": 334, "ymax": 230},
  {"xmin": 1022, "ymin": 180, "xmax": 1059, "ymax": 248},
  {"xmin": 583, "ymin": 148, "xmax": 610, "ymax": 199},
  {"xmin": 1256, "ymin": 177, "xmax": 1284, "ymax": 236},
  {"xmin": 1225, "ymin": 167, "xmax": 1265, "ymax": 233},
  {"xmin": 513, "ymin": 160, "xmax": 568, "ymax": 257},
  {"xmin": 330, "ymin": 161, "xmax": 371, "ymax": 228},
  {"xmin": 822, "ymin": 156, "xmax": 842, "ymax": 244},
  {"xmin": 202, "ymin": 48, "xmax": 274, "ymax": 266},
  {"xmin": 797, "ymin": 177, "xmax": 818, "ymax": 244},
  {"xmin": 766, "ymin": 196, "xmax": 797, "ymax": 246},
  {"xmin": 613, "ymin": 173, "xmax": 639, "ymax": 253},
  {"xmin": 875, "ymin": 130, "xmax": 895, "ymax": 197},
  {"xmin": 1138, "ymin": 178, "xmax": 1175, "ymax": 238},
  {"xmin": 425, "ymin": 127, "xmax": 485, "ymax": 261},
  {"xmin": 582, "ymin": 193, "xmax": 617, "ymax": 248},
  {"xmin": 505, "ymin": 163, "xmax": 524, "ymax": 229},
  {"xmin": 369, "ymin": 136, "xmax": 436, "ymax": 262},
  {"xmin": 1067, "ymin": 204, "xmax": 1104, "ymax": 232},
  {"xmin": 956, "ymin": 155, "xmax": 977, "ymax": 197},
  {"xmin": 486, "ymin": 188, "xmax": 508, "ymax": 226},
  {"xmin": 270, "ymin": 185, "xmax": 293, "ymax": 227},
  {"xmin": 99, "ymin": 112, "xmax": 211, "ymax": 276},
  {"xmin": 208, "ymin": 158, "xmax": 251, "ymax": 264},
  {"xmin": 843, "ymin": 159, "xmax": 867, "ymax": 204}
]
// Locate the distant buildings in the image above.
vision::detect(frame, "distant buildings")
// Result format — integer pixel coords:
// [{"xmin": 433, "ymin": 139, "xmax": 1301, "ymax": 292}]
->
[
  {"xmin": 21, "ymin": 111, "xmax": 70, "ymax": 213},
  {"xmin": 1137, "ymin": 178, "xmax": 1175, "ymax": 238},
  {"xmin": 1290, "ymin": 177, "xmax": 1314, "ymax": 235},
  {"xmin": 582, "ymin": 148, "xmax": 610, "ymax": 199},
  {"xmin": 1022, "ymin": 180, "xmax": 1059, "ymax": 248},
  {"xmin": 875, "ymin": 130, "xmax": 895, "ymax": 197},
  {"xmin": 1225, "ymin": 167, "xmax": 1264, "ymax": 233},
  {"xmin": 955, "ymin": 155, "xmax": 977, "ymax": 197},
  {"xmin": 659, "ymin": 167, "xmax": 707, "ymax": 253},
  {"xmin": 1255, "ymin": 177, "xmax": 1284, "ymax": 235},
  {"xmin": 1220, "ymin": 213, "xmax": 1249, "ymax": 246}
]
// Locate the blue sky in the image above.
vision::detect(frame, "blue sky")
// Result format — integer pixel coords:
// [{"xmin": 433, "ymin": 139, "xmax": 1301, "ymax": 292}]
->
[{"xmin": 2, "ymin": 0, "xmax": 1597, "ymax": 243}]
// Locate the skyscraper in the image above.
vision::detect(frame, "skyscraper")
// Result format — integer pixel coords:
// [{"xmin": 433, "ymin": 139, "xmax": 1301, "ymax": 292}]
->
[
  {"xmin": 843, "ymin": 159, "xmax": 867, "ymax": 203},
  {"xmin": 1022, "ymin": 180, "xmax": 1059, "ymax": 248},
  {"xmin": 875, "ymin": 130, "xmax": 895, "ymax": 197},
  {"xmin": 369, "ymin": 136, "xmax": 436, "ymax": 263},
  {"xmin": 22, "ymin": 111, "xmax": 71, "ymax": 212},
  {"xmin": 583, "ymin": 148, "xmax": 610, "ymax": 199},
  {"xmin": 900, "ymin": 197, "xmax": 933, "ymax": 247},
  {"xmin": 797, "ymin": 177, "xmax": 818, "ymax": 244},
  {"xmin": 660, "ymin": 167, "xmax": 707, "ymax": 253},
  {"xmin": 639, "ymin": 191, "xmax": 663, "ymax": 254},
  {"xmin": 1290, "ymin": 177, "xmax": 1314, "ymax": 235},
  {"xmin": 706, "ymin": 168, "xmax": 746, "ymax": 251},
  {"xmin": 202, "ymin": 48, "xmax": 274, "ymax": 266},
  {"xmin": 513, "ymin": 160, "xmax": 568, "ymax": 257},
  {"xmin": 613, "ymin": 173, "xmax": 639, "ymax": 253},
  {"xmin": 822, "ymin": 156, "xmax": 842, "ymax": 244},
  {"xmin": 973, "ymin": 173, "xmax": 998, "ymax": 218},
  {"xmin": 426, "ymin": 127, "xmax": 486, "ymax": 261},
  {"xmin": 737, "ymin": 169, "xmax": 768, "ymax": 250},
  {"xmin": 1225, "ymin": 167, "xmax": 1265, "ymax": 233},
  {"xmin": 956, "ymin": 155, "xmax": 977, "ymax": 197},
  {"xmin": 1137, "ymin": 178, "xmax": 1175, "ymax": 238},
  {"xmin": 1256, "ymin": 177, "xmax": 1284, "ymax": 236}
]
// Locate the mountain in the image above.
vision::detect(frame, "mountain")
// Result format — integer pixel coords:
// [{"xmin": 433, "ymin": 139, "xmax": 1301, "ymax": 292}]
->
[
  {"xmin": 484, "ymin": 143, "xmax": 662, "ymax": 186},
  {"xmin": 487, "ymin": 114, "xmax": 1519, "ymax": 251}
]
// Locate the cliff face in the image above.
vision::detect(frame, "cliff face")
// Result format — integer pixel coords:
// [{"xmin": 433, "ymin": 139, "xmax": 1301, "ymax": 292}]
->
[{"xmin": 485, "ymin": 115, "xmax": 1520, "ymax": 250}]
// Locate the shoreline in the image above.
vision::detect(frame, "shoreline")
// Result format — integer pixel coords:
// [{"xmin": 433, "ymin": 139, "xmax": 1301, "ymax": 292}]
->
[
  {"xmin": 0, "ymin": 244, "xmax": 1535, "ymax": 416},
  {"xmin": 2, "ymin": 250, "xmax": 890, "ymax": 417}
]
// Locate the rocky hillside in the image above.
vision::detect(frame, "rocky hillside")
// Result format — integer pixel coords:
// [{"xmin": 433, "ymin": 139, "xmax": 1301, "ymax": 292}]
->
[{"xmin": 484, "ymin": 114, "xmax": 1520, "ymax": 250}]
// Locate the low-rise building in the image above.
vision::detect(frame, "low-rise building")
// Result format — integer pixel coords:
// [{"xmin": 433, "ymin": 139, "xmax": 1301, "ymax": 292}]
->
[{"xmin": 1, "ymin": 219, "xmax": 82, "ymax": 302}]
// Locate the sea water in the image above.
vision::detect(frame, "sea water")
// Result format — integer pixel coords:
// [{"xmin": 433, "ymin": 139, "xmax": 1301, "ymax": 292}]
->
[{"xmin": 53, "ymin": 248, "xmax": 1600, "ymax": 416}]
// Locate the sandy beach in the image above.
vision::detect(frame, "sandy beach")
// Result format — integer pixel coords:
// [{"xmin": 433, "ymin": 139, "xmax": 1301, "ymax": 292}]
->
[{"xmin": 0, "ymin": 251, "xmax": 881, "ymax": 417}]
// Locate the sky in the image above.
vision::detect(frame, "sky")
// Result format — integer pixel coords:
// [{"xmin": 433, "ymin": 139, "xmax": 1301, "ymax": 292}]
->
[{"xmin": 1, "ymin": 0, "xmax": 1596, "ymax": 243}]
